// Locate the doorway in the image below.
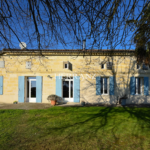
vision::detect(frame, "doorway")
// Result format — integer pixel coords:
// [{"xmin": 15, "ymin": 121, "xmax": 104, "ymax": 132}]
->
[
  {"xmin": 63, "ymin": 77, "xmax": 73, "ymax": 102},
  {"xmin": 27, "ymin": 77, "xmax": 36, "ymax": 102}
]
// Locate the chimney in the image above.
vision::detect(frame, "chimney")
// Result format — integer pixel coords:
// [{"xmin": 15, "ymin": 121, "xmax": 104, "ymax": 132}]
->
[{"xmin": 83, "ymin": 39, "xmax": 86, "ymax": 50}]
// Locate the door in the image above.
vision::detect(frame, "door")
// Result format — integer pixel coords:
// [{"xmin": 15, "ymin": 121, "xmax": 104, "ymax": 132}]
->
[
  {"xmin": 121, "ymin": 99, "xmax": 126, "ymax": 106},
  {"xmin": 63, "ymin": 77, "xmax": 73, "ymax": 102},
  {"xmin": 27, "ymin": 77, "xmax": 36, "ymax": 102}
]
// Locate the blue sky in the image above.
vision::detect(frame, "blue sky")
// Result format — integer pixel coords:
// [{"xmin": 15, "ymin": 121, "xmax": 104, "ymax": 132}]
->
[{"xmin": 0, "ymin": 0, "xmax": 147, "ymax": 51}]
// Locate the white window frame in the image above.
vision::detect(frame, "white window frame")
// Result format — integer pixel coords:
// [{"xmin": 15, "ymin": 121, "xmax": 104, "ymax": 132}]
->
[
  {"xmin": 101, "ymin": 77, "xmax": 109, "ymax": 95},
  {"xmin": 62, "ymin": 76, "xmax": 74, "ymax": 102},
  {"xmin": 27, "ymin": 77, "xmax": 36, "ymax": 103},
  {"xmin": 135, "ymin": 77, "xmax": 142, "ymax": 95}
]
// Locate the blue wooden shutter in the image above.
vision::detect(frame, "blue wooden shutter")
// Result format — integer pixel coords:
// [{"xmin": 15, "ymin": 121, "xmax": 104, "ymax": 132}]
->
[
  {"xmin": 109, "ymin": 76, "xmax": 114, "ymax": 95},
  {"xmin": 96, "ymin": 76, "xmax": 101, "ymax": 95},
  {"xmin": 144, "ymin": 77, "xmax": 149, "ymax": 95},
  {"xmin": 56, "ymin": 76, "xmax": 62, "ymax": 97},
  {"xmin": 0, "ymin": 76, "xmax": 3, "ymax": 95},
  {"xmin": 36, "ymin": 76, "xmax": 42, "ymax": 103},
  {"xmin": 130, "ymin": 76, "xmax": 135, "ymax": 95},
  {"xmin": 18, "ymin": 76, "xmax": 25, "ymax": 103},
  {"xmin": 74, "ymin": 76, "xmax": 80, "ymax": 102}
]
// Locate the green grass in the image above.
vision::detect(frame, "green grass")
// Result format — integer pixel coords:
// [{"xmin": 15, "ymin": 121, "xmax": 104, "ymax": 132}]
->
[{"xmin": 0, "ymin": 107, "xmax": 150, "ymax": 150}]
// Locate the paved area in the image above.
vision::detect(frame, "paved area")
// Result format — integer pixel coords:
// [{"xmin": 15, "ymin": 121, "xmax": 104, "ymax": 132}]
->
[
  {"xmin": 0, "ymin": 102, "xmax": 150, "ymax": 110},
  {"xmin": 0, "ymin": 102, "xmax": 82, "ymax": 109},
  {"xmin": 0, "ymin": 103, "xmax": 52, "ymax": 110}
]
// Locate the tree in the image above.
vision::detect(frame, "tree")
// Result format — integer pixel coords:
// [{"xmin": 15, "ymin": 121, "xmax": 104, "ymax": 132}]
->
[
  {"xmin": 133, "ymin": 2, "xmax": 150, "ymax": 64},
  {"xmin": 0, "ymin": 0, "xmax": 149, "ymax": 50}
]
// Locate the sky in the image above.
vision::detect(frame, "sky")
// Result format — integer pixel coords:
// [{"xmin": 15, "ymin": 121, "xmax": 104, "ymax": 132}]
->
[{"xmin": 0, "ymin": 0, "xmax": 148, "ymax": 51}]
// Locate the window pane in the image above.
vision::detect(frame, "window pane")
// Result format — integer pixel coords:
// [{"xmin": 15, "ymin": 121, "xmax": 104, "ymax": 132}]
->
[
  {"xmin": 136, "ymin": 78, "xmax": 141, "ymax": 94},
  {"xmin": 27, "ymin": 80, "xmax": 29, "ymax": 98},
  {"xmin": 138, "ymin": 78, "xmax": 141, "ymax": 94},
  {"xmin": 101, "ymin": 78, "xmax": 103, "ymax": 94},
  {"xmin": 63, "ymin": 81, "xmax": 69, "ymax": 98},
  {"xmin": 70, "ymin": 81, "xmax": 73, "ymax": 98},
  {"xmin": 31, "ymin": 81, "xmax": 36, "ymax": 98},
  {"xmin": 65, "ymin": 64, "xmax": 67, "ymax": 68},
  {"xmin": 104, "ymin": 78, "xmax": 107, "ymax": 94},
  {"xmin": 135, "ymin": 78, "xmax": 138, "ymax": 94}
]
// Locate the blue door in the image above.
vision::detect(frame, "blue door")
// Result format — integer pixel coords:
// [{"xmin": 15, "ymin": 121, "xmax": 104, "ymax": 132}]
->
[{"xmin": 121, "ymin": 99, "xmax": 126, "ymax": 106}]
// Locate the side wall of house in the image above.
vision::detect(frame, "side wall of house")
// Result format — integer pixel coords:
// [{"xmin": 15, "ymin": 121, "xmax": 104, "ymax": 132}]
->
[{"xmin": 0, "ymin": 54, "xmax": 150, "ymax": 104}]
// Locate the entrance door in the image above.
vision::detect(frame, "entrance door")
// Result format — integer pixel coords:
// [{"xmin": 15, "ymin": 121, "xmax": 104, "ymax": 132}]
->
[
  {"xmin": 63, "ymin": 77, "xmax": 73, "ymax": 102},
  {"xmin": 27, "ymin": 77, "xmax": 36, "ymax": 103}
]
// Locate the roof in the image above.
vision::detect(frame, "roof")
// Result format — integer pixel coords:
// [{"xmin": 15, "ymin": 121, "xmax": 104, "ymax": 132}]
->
[
  {"xmin": 0, "ymin": 49, "xmax": 135, "ymax": 56},
  {"xmin": 2, "ymin": 48, "xmax": 135, "ymax": 52}
]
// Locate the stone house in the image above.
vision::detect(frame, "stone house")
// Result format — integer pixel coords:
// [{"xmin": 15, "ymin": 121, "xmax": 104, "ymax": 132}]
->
[{"xmin": 0, "ymin": 48, "xmax": 149, "ymax": 104}]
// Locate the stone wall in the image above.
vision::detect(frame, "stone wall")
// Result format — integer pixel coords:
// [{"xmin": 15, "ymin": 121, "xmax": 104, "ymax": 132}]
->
[{"xmin": 0, "ymin": 54, "xmax": 150, "ymax": 104}]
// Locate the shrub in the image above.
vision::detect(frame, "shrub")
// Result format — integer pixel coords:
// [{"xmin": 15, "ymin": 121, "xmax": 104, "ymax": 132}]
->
[{"xmin": 47, "ymin": 94, "xmax": 61, "ymax": 101}]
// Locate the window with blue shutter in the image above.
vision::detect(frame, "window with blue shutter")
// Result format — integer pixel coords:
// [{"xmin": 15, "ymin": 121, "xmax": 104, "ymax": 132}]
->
[
  {"xmin": 0, "ymin": 76, "xmax": 3, "ymax": 95},
  {"xmin": 36, "ymin": 76, "xmax": 42, "ymax": 103},
  {"xmin": 109, "ymin": 76, "xmax": 114, "ymax": 95},
  {"xmin": 73, "ymin": 76, "xmax": 80, "ymax": 102},
  {"xmin": 56, "ymin": 76, "xmax": 62, "ymax": 97},
  {"xmin": 18, "ymin": 76, "xmax": 25, "ymax": 103},
  {"xmin": 96, "ymin": 76, "xmax": 101, "ymax": 95},
  {"xmin": 130, "ymin": 76, "xmax": 135, "ymax": 95},
  {"xmin": 144, "ymin": 77, "xmax": 149, "ymax": 95}
]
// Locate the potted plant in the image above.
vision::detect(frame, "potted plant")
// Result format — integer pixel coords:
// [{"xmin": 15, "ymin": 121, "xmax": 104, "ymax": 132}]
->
[
  {"xmin": 13, "ymin": 101, "xmax": 18, "ymax": 104},
  {"xmin": 81, "ymin": 101, "xmax": 85, "ymax": 106},
  {"xmin": 47, "ymin": 94, "xmax": 61, "ymax": 106}
]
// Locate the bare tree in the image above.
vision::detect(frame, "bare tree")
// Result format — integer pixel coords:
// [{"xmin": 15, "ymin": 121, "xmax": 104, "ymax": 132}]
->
[{"xmin": 0, "ymin": 0, "xmax": 149, "ymax": 50}]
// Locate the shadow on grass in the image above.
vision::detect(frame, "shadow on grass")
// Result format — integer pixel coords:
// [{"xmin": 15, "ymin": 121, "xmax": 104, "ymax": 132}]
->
[
  {"xmin": 46, "ymin": 107, "xmax": 150, "ymax": 148},
  {"xmin": 1, "ymin": 107, "xmax": 150, "ymax": 149}
]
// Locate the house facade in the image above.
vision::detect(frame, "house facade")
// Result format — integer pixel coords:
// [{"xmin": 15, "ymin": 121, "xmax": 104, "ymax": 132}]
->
[{"xmin": 0, "ymin": 49, "xmax": 150, "ymax": 104}]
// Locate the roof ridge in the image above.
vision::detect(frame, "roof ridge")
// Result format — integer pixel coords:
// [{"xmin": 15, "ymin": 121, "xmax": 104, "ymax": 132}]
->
[{"xmin": 2, "ymin": 48, "xmax": 135, "ymax": 51}]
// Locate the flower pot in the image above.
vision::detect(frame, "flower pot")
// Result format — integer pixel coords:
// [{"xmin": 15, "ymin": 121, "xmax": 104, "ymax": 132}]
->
[{"xmin": 51, "ymin": 100, "xmax": 56, "ymax": 106}]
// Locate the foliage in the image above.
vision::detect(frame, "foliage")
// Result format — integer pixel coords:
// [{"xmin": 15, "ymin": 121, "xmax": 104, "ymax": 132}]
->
[
  {"xmin": 134, "ymin": 4, "xmax": 150, "ymax": 47},
  {"xmin": 134, "ymin": 3, "xmax": 150, "ymax": 64},
  {"xmin": 47, "ymin": 94, "xmax": 61, "ymax": 101}
]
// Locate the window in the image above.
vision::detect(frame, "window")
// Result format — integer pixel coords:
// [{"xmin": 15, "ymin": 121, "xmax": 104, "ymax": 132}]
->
[
  {"xmin": 101, "ymin": 77, "xmax": 108, "ymax": 94},
  {"xmin": 137, "ymin": 64, "xmax": 140, "ymax": 69},
  {"xmin": 63, "ymin": 61, "xmax": 72, "ymax": 71},
  {"xmin": 65, "ymin": 63, "xmax": 68, "ymax": 69},
  {"xmin": 0, "ymin": 61, "xmax": 5, "ymax": 68},
  {"xmin": 101, "ymin": 64, "xmax": 104, "ymax": 69},
  {"xmin": 107, "ymin": 62, "xmax": 113, "ymax": 70},
  {"xmin": 143, "ymin": 64, "xmax": 149, "ymax": 70},
  {"xmin": 26, "ymin": 61, "xmax": 31, "ymax": 69},
  {"xmin": 135, "ymin": 77, "xmax": 142, "ymax": 95}
]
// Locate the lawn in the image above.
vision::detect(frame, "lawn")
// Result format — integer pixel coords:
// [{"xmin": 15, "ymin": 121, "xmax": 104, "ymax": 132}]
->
[{"xmin": 0, "ymin": 106, "xmax": 150, "ymax": 150}]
